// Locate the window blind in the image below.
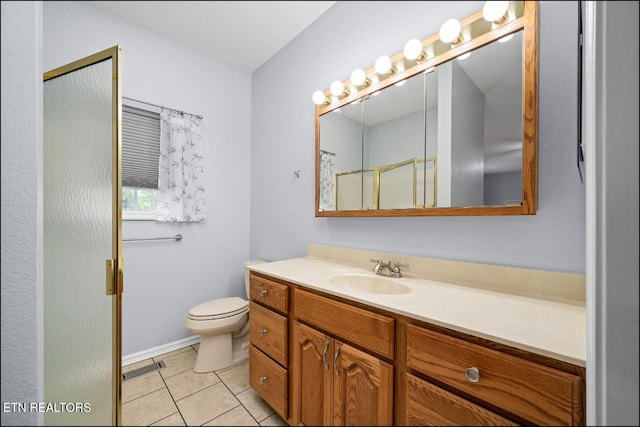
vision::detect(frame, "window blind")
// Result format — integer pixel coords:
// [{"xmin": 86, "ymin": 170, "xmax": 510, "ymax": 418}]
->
[{"xmin": 122, "ymin": 105, "xmax": 160, "ymax": 189}]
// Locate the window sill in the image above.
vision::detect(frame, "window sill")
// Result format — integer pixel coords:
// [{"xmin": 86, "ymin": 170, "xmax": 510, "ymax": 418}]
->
[{"xmin": 123, "ymin": 212, "xmax": 157, "ymax": 221}]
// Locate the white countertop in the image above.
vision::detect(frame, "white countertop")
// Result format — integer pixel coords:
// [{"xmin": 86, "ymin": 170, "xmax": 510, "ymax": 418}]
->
[{"xmin": 249, "ymin": 256, "xmax": 586, "ymax": 367}]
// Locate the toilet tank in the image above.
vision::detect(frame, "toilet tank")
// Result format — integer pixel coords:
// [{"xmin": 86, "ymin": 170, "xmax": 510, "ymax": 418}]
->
[{"xmin": 244, "ymin": 260, "xmax": 265, "ymax": 298}]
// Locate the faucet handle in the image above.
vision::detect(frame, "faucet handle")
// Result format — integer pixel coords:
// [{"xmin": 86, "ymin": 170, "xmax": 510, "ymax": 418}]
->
[
  {"xmin": 389, "ymin": 261, "xmax": 408, "ymax": 278},
  {"xmin": 370, "ymin": 258, "xmax": 383, "ymax": 263}
]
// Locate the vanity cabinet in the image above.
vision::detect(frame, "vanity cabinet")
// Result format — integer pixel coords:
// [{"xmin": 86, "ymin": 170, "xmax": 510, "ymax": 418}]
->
[
  {"xmin": 248, "ymin": 271, "xmax": 585, "ymax": 426},
  {"xmin": 248, "ymin": 273, "xmax": 289, "ymax": 420},
  {"xmin": 406, "ymin": 324, "xmax": 583, "ymax": 425},
  {"xmin": 291, "ymin": 290, "xmax": 394, "ymax": 426}
]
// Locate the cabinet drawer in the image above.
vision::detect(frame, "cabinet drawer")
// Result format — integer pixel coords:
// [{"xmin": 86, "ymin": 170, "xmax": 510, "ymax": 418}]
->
[
  {"xmin": 250, "ymin": 273, "xmax": 289, "ymax": 315},
  {"xmin": 407, "ymin": 324, "xmax": 581, "ymax": 425},
  {"xmin": 250, "ymin": 301, "xmax": 288, "ymax": 366},
  {"xmin": 406, "ymin": 373, "xmax": 517, "ymax": 426},
  {"xmin": 295, "ymin": 289, "xmax": 394, "ymax": 359},
  {"xmin": 250, "ymin": 345, "xmax": 288, "ymax": 420}
]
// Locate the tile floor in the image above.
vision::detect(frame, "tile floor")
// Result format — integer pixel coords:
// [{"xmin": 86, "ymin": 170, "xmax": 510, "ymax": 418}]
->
[{"xmin": 122, "ymin": 343, "xmax": 287, "ymax": 426}]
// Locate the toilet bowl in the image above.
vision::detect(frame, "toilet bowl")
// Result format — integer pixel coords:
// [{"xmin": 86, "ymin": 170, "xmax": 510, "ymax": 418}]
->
[{"xmin": 186, "ymin": 260, "xmax": 264, "ymax": 373}]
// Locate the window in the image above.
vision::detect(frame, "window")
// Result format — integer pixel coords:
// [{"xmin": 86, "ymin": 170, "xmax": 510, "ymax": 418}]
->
[
  {"xmin": 122, "ymin": 104, "xmax": 160, "ymax": 220},
  {"xmin": 122, "ymin": 187, "xmax": 157, "ymax": 211}
]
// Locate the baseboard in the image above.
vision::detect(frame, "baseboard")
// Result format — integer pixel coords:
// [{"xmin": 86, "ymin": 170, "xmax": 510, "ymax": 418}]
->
[{"xmin": 123, "ymin": 335, "xmax": 201, "ymax": 367}]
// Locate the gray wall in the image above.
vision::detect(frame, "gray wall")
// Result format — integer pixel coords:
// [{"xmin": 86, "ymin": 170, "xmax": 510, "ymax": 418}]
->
[
  {"xmin": 42, "ymin": 1, "xmax": 253, "ymax": 357},
  {"xmin": 1, "ymin": 2, "xmax": 44, "ymax": 425},
  {"xmin": 251, "ymin": 1, "xmax": 585, "ymax": 273}
]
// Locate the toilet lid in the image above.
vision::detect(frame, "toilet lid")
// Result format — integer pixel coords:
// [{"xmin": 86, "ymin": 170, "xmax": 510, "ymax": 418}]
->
[{"xmin": 189, "ymin": 297, "xmax": 248, "ymax": 319}]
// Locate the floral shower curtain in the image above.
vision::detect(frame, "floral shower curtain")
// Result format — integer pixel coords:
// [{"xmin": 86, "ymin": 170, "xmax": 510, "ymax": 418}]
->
[
  {"xmin": 156, "ymin": 109, "xmax": 207, "ymax": 222},
  {"xmin": 319, "ymin": 150, "xmax": 336, "ymax": 211}
]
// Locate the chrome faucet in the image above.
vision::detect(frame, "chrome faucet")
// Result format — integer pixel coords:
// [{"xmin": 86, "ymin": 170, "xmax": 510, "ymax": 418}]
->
[{"xmin": 370, "ymin": 259, "xmax": 409, "ymax": 278}]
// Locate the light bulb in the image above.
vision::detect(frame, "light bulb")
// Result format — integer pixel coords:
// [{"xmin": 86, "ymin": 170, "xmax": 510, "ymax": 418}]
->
[
  {"xmin": 375, "ymin": 55, "xmax": 393, "ymax": 75},
  {"xmin": 350, "ymin": 69, "xmax": 367, "ymax": 86},
  {"xmin": 483, "ymin": 1, "xmax": 509, "ymax": 23},
  {"xmin": 457, "ymin": 52, "xmax": 471, "ymax": 61},
  {"xmin": 330, "ymin": 80, "xmax": 345, "ymax": 97},
  {"xmin": 312, "ymin": 90, "xmax": 326, "ymax": 105},
  {"xmin": 498, "ymin": 33, "xmax": 514, "ymax": 43},
  {"xmin": 403, "ymin": 39, "xmax": 424, "ymax": 61},
  {"xmin": 439, "ymin": 18, "xmax": 462, "ymax": 44}
]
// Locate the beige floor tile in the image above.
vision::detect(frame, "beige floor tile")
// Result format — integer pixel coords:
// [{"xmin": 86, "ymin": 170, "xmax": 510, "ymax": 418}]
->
[
  {"xmin": 120, "ymin": 344, "xmax": 268, "ymax": 426},
  {"xmin": 260, "ymin": 412, "xmax": 288, "ymax": 426},
  {"xmin": 165, "ymin": 369, "xmax": 221, "ymax": 401},
  {"xmin": 216, "ymin": 360, "xmax": 250, "ymax": 394},
  {"xmin": 203, "ymin": 405, "xmax": 259, "ymax": 426},
  {"xmin": 123, "ymin": 358, "xmax": 154, "ymax": 373},
  {"xmin": 158, "ymin": 348, "xmax": 197, "ymax": 379},
  {"xmin": 236, "ymin": 387, "xmax": 274, "ymax": 423},
  {"xmin": 122, "ymin": 388, "xmax": 178, "ymax": 426},
  {"xmin": 176, "ymin": 382, "xmax": 240, "ymax": 426},
  {"xmin": 150, "ymin": 412, "xmax": 186, "ymax": 426},
  {"xmin": 122, "ymin": 371, "xmax": 165, "ymax": 403}
]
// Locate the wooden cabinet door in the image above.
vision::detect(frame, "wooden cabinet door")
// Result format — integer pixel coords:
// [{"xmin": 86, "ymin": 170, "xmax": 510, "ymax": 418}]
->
[
  {"xmin": 333, "ymin": 341, "xmax": 393, "ymax": 426},
  {"xmin": 291, "ymin": 322, "xmax": 333, "ymax": 426}
]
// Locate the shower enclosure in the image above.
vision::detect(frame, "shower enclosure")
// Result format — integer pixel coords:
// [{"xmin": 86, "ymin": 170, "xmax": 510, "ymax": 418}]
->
[{"xmin": 43, "ymin": 46, "xmax": 123, "ymax": 425}]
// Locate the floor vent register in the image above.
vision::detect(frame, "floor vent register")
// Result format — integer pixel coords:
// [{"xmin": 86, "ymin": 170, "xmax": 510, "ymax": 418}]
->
[{"xmin": 122, "ymin": 360, "xmax": 166, "ymax": 382}]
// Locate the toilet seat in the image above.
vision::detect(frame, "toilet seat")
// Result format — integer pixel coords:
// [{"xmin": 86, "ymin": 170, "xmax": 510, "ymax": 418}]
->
[{"xmin": 188, "ymin": 297, "xmax": 248, "ymax": 321}]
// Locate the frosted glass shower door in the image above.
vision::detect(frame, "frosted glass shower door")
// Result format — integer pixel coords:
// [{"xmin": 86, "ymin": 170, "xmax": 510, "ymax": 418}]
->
[{"xmin": 43, "ymin": 47, "xmax": 122, "ymax": 425}]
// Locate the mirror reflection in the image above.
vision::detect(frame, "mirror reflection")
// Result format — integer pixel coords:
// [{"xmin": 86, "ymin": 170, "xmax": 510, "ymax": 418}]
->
[
  {"xmin": 318, "ymin": 99, "xmax": 363, "ymax": 211},
  {"xmin": 318, "ymin": 30, "xmax": 524, "ymax": 213},
  {"xmin": 451, "ymin": 31, "xmax": 523, "ymax": 207}
]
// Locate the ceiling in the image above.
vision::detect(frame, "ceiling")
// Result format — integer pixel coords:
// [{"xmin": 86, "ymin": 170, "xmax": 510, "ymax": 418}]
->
[{"xmin": 89, "ymin": 1, "xmax": 336, "ymax": 72}]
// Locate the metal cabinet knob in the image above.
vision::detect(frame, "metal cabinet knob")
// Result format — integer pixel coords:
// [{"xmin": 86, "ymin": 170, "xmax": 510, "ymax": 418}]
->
[
  {"xmin": 259, "ymin": 289, "xmax": 268, "ymax": 297},
  {"xmin": 465, "ymin": 367, "xmax": 480, "ymax": 383},
  {"xmin": 259, "ymin": 329, "xmax": 267, "ymax": 336},
  {"xmin": 259, "ymin": 376, "xmax": 267, "ymax": 384}
]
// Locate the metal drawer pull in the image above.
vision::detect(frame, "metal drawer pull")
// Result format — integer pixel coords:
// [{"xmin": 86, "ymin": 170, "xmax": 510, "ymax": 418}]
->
[
  {"xmin": 259, "ymin": 376, "xmax": 267, "ymax": 384},
  {"xmin": 465, "ymin": 367, "xmax": 480, "ymax": 383},
  {"xmin": 259, "ymin": 329, "xmax": 267, "ymax": 336},
  {"xmin": 322, "ymin": 341, "xmax": 329, "ymax": 370},
  {"xmin": 259, "ymin": 289, "xmax": 268, "ymax": 297},
  {"xmin": 333, "ymin": 347, "xmax": 340, "ymax": 376}
]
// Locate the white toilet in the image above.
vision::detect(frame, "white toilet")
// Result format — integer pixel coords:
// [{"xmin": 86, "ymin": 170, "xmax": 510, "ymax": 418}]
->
[{"xmin": 186, "ymin": 260, "xmax": 264, "ymax": 373}]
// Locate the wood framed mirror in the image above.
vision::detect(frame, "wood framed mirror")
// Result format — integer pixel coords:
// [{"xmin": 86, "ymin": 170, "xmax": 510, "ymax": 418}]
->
[{"xmin": 315, "ymin": 1, "xmax": 538, "ymax": 217}]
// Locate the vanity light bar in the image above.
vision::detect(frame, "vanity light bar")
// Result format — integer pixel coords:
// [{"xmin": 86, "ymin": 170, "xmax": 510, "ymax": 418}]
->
[{"xmin": 311, "ymin": 1, "xmax": 522, "ymax": 108}]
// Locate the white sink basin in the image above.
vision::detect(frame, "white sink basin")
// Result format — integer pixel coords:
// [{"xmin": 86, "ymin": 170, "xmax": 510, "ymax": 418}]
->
[{"xmin": 329, "ymin": 274, "xmax": 411, "ymax": 295}]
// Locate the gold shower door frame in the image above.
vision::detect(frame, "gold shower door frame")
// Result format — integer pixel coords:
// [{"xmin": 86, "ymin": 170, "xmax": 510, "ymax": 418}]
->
[
  {"xmin": 43, "ymin": 46, "xmax": 123, "ymax": 425},
  {"xmin": 334, "ymin": 157, "xmax": 438, "ymax": 210}
]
